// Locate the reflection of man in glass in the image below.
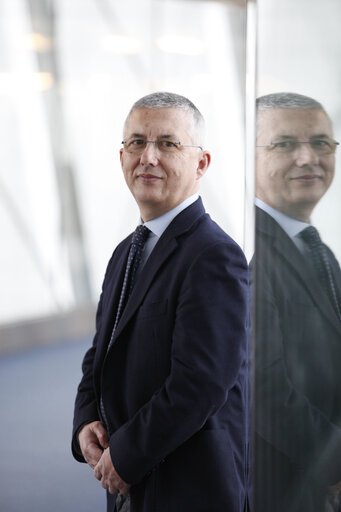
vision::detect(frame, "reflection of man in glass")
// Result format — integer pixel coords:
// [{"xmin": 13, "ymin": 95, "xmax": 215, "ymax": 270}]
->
[{"xmin": 253, "ymin": 92, "xmax": 341, "ymax": 512}]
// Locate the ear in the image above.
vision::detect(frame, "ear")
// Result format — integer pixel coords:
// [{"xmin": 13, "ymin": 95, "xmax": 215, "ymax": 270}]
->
[
  {"xmin": 196, "ymin": 150, "xmax": 211, "ymax": 180},
  {"xmin": 119, "ymin": 148, "xmax": 124, "ymax": 167}
]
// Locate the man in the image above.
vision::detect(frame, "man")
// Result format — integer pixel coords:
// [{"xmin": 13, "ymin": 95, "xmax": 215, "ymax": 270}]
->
[
  {"xmin": 253, "ymin": 92, "xmax": 341, "ymax": 512},
  {"xmin": 72, "ymin": 92, "xmax": 249, "ymax": 512}
]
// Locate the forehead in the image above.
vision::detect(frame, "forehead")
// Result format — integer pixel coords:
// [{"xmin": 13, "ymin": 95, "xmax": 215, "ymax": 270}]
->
[
  {"xmin": 124, "ymin": 107, "xmax": 192, "ymax": 137},
  {"xmin": 257, "ymin": 108, "xmax": 333, "ymax": 140}
]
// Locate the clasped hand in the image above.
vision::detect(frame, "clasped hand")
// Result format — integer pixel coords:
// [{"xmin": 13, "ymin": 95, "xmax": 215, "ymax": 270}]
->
[{"xmin": 79, "ymin": 421, "xmax": 130, "ymax": 495}]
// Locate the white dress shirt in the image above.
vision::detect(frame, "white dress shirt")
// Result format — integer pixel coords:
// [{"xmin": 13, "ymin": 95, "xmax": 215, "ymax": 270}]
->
[{"xmin": 139, "ymin": 194, "xmax": 199, "ymax": 270}]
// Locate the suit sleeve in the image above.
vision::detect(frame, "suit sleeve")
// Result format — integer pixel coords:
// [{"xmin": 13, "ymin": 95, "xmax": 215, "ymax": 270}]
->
[
  {"xmin": 71, "ymin": 250, "xmax": 117, "ymax": 462},
  {"xmin": 109, "ymin": 241, "xmax": 248, "ymax": 484},
  {"xmin": 71, "ymin": 307, "xmax": 102, "ymax": 461}
]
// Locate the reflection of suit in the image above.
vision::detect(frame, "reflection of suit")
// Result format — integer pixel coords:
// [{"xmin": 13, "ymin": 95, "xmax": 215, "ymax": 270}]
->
[
  {"xmin": 253, "ymin": 206, "xmax": 341, "ymax": 512},
  {"xmin": 72, "ymin": 198, "xmax": 249, "ymax": 512}
]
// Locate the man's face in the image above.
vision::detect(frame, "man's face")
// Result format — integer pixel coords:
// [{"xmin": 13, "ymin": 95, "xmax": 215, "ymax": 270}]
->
[
  {"xmin": 120, "ymin": 107, "xmax": 210, "ymax": 221},
  {"xmin": 256, "ymin": 108, "xmax": 335, "ymax": 221}
]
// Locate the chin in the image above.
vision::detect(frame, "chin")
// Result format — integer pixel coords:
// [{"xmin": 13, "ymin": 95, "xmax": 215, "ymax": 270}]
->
[{"xmin": 297, "ymin": 192, "xmax": 325, "ymax": 206}]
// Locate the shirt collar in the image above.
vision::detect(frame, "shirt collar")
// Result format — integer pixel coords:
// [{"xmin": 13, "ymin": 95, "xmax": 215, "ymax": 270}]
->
[
  {"xmin": 143, "ymin": 194, "xmax": 199, "ymax": 238},
  {"xmin": 255, "ymin": 198, "xmax": 310, "ymax": 238}
]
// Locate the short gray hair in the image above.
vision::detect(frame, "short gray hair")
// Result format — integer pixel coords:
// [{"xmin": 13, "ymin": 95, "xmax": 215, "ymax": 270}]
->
[
  {"xmin": 256, "ymin": 92, "xmax": 326, "ymax": 113},
  {"xmin": 124, "ymin": 91, "xmax": 205, "ymax": 144}
]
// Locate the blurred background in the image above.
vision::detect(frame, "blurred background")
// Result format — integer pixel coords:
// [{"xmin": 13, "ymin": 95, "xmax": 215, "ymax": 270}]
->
[
  {"xmin": 0, "ymin": 0, "xmax": 340, "ymax": 510},
  {"xmin": 0, "ymin": 0, "xmax": 247, "ymax": 334}
]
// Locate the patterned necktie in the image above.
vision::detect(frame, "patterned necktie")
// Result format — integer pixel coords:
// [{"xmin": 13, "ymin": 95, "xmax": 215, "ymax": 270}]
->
[
  {"xmin": 100, "ymin": 225, "xmax": 150, "ymax": 431},
  {"xmin": 300, "ymin": 226, "xmax": 341, "ymax": 320},
  {"xmin": 112, "ymin": 224, "xmax": 150, "ymax": 332}
]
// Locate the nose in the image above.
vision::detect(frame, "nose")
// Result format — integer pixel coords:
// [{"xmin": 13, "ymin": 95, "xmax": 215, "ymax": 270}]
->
[
  {"xmin": 294, "ymin": 143, "xmax": 319, "ymax": 167},
  {"xmin": 140, "ymin": 141, "xmax": 159, "ymax": 166}
]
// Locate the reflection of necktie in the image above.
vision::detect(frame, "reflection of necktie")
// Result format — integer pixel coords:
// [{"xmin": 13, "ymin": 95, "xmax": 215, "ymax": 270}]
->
[
  {"xmin": 100, "ymin": 225, "xmax": 150, "ymax": 430},
  {"xmin": 300, "ymin": 226, "xmax": 341, "ymax": 320}
]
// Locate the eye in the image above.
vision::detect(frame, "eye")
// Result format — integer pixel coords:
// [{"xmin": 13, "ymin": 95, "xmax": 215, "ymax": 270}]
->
[
  {"xmin": 310, "ymin": 139, "xmax": 330, "ymax": 148},
  {"xmin": 272, "ymin": 141, "xmax": 296, "ymax": 149},
  {"xmin": 130, "ymin": 139, "xmax": 146, "ymax": 146},
  {"xmin": 159, "ymin": 140, "xmax": 178, "ymax": 149}
]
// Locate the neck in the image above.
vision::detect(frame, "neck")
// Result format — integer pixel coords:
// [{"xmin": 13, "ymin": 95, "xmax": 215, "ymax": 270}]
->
[
  {"xmin": 279, "ymin": 206, "xmax": 312, "ymax": 223},
  {"xmin": 257, "ymin": 198, "xmax": 313, "ymax": 223},
  {"xmin": 139, "ymin": 194, "xmax": 199, "ymax": 222},
  {"xmin": 140, "ymin": 206, "xmax": 168, "ymax": 222}
]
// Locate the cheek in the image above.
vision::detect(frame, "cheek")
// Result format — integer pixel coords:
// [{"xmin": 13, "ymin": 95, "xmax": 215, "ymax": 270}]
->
[
  {"xmin": 170, "ymin": 157, "xmax": 184, "ymax": 178},
  {"xmin": 122, "ymin": 167, "xmax": 131, "ymax": 181},
  {"xmin": 123, "ymin": 160, "xmax": 138, "ymax": 178},
  {"xmin": 265, "ymin": 157, "xmax": 290, "ymax": 184},
  {"xmin": 268, "ymin": 169, "xmax": 283, "ymax": 181},
  {"xmin": 167, "ymin": 163, "xmax": 183, "ymax": 179},
  {"xmin": 324, "ymin": 160, "xmax": 335, "ymax": 184}
]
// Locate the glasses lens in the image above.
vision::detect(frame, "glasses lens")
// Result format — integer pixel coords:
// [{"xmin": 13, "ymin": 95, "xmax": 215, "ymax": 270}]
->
[
  {"xmin": 310, "ymin": 139, "xmax": 335, "ymax": 155},
  {"xmin": 271, "ymin": 141, "xmax": 298, "ymax": 153},
  {"xmin": 124, "ymin": 139, "xmax": 180, "ymax": 154},
  {"xmin": 271, "ymin": 140, "xmax": 337, "ymax": 155},
  {"xmin": 125, "ymin": 139, "xmax": 146, "ymax": 153},
  {"xmin": 157, "ymin": 140, "xmax": 180, "ymax": 152}
]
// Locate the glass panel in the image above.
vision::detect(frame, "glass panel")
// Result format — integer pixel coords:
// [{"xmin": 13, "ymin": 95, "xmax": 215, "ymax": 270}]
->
[{"xmin": 253, "ymin": 1, "xmax": 341, "ymax": 511}]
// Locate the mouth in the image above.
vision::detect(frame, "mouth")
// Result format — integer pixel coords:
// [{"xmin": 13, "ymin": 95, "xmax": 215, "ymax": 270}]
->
[
  {"xmin": 137, "ymin": 173, "xmax": 163, "ymax": 183},
  {"xmin": 290, "ymin": 174, "xmax": 322, "ymax": 182}
]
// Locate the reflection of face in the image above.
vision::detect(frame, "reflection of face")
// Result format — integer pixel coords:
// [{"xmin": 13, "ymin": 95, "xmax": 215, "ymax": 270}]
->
[
  {"xmin": 256, "ymin": 108, "xmax": 335, "ymax": 221},
  {"xmin": 120, "ymin": 107, "xmax": 210, "ymax": 221}
]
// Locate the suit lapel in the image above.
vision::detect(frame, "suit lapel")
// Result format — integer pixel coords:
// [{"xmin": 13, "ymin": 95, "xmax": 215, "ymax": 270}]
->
[
  {"xmin": 109, "ymin": 198, "xmax": 206, "ymax": 345},
  {"xmin": 256, "ymin": 207, "xmax": 341, "ymax": 336}
]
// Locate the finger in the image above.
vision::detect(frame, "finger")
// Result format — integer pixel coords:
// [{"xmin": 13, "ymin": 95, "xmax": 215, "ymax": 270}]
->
[
  {"xmin": 124, "ymin": 484, "xmax": 131, "ymax": 494},
  {"xmin": 118, "ymin": 483, "xmax": 130, "ymax": 495},
  {"xmin": 84, "ymin": 443, "xmax": 103, "ymax": 468},
  {"xmin": 92, "ymin": 422, "xmax": 109, "ymax": 449},
  {"xmin": 93, "ymin": 465, "xmax": 102, "ymax": 481},
  {"xmin": 108, "ymin": 483, "xmax": 119, "ymax": 495},
  {"xmin": 101, "ymin": 477, "xmax": 117, "ymax": 493}
]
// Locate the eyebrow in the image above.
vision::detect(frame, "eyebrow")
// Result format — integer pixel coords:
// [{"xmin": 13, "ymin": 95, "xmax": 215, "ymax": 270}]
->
[
  {"xmin": 309, "ymin": 134, "xmax": 330, "ymax": 139},
  {"xmin": 126, "ymin": 133, "xmax": 145, "ymax": 140},
  {"xmin": 272, "ymin": 135, "xmax": 297, "ymax": 140},
  {"xmin": 126, "ymin": 133, "xmax": 178, "ymax": 140},
  {"xmin": 272, "ymin": 134, "xmax": 332, "ymax": 141}
]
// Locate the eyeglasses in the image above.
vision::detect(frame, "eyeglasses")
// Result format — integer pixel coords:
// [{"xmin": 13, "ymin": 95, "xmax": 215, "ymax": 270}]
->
[
  {"xmin": 256, "ymin": 138, "xmax": 339, "ymax": 155},
  {"xmin": 121, "ymin": 138, "xmax": 203, "ymax": 154}
]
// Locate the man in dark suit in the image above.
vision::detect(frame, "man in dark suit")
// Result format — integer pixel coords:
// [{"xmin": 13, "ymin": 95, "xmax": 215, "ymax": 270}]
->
[
  {"xmin": 253, "ymin": 92, "xmax": 341, "ymax": 511},
  {"xmin": 72, "ymin": 92, "xmax": 249, "ymax": 512}
]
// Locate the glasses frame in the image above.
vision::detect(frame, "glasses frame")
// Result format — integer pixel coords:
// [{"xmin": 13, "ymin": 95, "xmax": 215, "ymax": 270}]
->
[
  {"xmin": 256, "ymin": 139, "xmax": 339, "ymax": 154},
  {"xmin": 121, "ymin": 139, "xmax": 203, "ymax": 153}
]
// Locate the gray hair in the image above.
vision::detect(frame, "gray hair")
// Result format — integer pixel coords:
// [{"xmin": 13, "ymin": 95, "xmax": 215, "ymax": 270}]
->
[
  {"xmin": 256, "ymin": 92, "xmax": 326, "ymax": 113},
  {"xmin": 124, "ymin": 91, "xmax": 205, "ymax": 144}
]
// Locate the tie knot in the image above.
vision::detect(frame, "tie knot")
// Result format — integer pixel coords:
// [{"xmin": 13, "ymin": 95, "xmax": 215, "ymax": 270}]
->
[
  {"xmin": 132, "ymin": 225, "xmax": 150, "ymax": 248},
  {"xmin": 300, "ymin": 226, "xmax": 322, "ymax": 248}
]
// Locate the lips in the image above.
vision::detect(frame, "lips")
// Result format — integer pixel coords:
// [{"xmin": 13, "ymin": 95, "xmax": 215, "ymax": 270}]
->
[
  {"xmin": 290, "ymin": 174, "xmax": 322, "ymax": 181},
  {"xmin": 137, "ymin": 173, "xmax": 162, "ymax": 182}
]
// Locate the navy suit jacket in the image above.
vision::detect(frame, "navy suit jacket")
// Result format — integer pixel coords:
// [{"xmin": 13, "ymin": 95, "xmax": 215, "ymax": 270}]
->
[
  {"xmin": 253, "ymin": 207, "xmax": 341, "ymax": 512},
  {"xmin": 72, "ymin": 198, "xmax": 249, "ymax": 512}
]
